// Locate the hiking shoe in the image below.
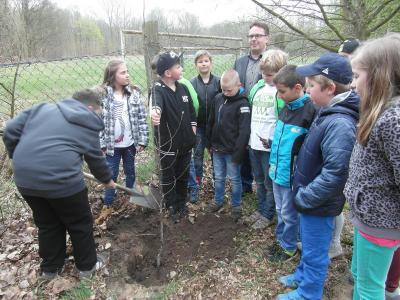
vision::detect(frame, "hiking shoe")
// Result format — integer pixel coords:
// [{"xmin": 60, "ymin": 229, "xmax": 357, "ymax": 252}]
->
[
  {"xmin": 277, "ymin": 289, "xmax": 305, "ymax": 300},
  {"xmin": 95, "ymin": 206, "xmax": 113, "ymax": 225},
  {"xmin": 206, "ymin": 202, "xmax": 223, "ymax": 213},
  {"xmin": 269, "ymin": 247, "xmax": 298, "ymax": 262},
  {"xmin": 386, "ymin": 288, "xmax": 400, "ymax": 300},
  {"xmin": 279, "ymin": 274, "xmax": 299, "ymax": 289},
  {"xmin": 39, "ymin": 271, "xmax": 58, "ymax": 282},
  {"xmin": 251, "ymin": 215, "xmax": 274, "ymax": 230},
  {"xmin": 231, "ymin": 206, "xmax": 242, "ymax": 222},
  {"xmin": 78, "ymin": 255, "xmax": 105, "ymax": 279},
  {"xmin": 329, "ymin": 242, "xmax": 343, "ymax": 259},
  {"xmin": 246, "ymin": 211, "xmax": 262, "ymax": 224},
  {"xmin": 266, "ymin": 241, "xmax": 281, "ymax": 256}
]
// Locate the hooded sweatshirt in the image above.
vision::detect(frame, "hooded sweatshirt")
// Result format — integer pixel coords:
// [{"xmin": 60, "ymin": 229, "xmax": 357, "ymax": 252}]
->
[
  {"xmin": 206, "ymin": 87, "xmax": 251, "ymax": 164},
  {"xmin": 3, "ymin": 99, "xmax": 112, "ymax": 198}
]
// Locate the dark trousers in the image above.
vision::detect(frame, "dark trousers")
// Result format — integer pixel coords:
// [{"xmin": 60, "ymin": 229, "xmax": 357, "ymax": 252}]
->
[
  {"xmin": 159, "ymin": 148, "xmax": 191, "ymax": 212},
  {"xmin": 241, "ymin": 148, "xmax": 253, "ymax": 192},
  {"xmin": 23, "ymin": 188, "xmax": 97, "ymax": 273},
  {"xmin": 386, "ymin": 247, "xmax": 400, "ymax": 292}
]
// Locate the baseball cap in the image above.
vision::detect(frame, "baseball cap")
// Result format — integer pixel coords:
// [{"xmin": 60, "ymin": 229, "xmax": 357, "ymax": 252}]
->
[
  {"xmin": 338, "ymin": 38, "xmax": 360, "ymax": 55},
  {"xmin": 156, "ymin": 51, "xmax": 181, "ymax": 76},
  {"xmin": 296, "ymin": 52, "xmax": 353, "ymax": 85}
]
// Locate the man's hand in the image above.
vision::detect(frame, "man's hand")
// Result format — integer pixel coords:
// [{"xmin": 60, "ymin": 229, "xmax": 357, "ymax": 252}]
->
[
  {"xmin": 151, "ymin": 109, "xmax": 161, "ymax": 126},
  {"xmin": 103, "ymin": 179, "xmax": 116, "ymax": 189},
  {"xmin": 137, "ymin": 145, "xmax": 145, "ymax": 153}
]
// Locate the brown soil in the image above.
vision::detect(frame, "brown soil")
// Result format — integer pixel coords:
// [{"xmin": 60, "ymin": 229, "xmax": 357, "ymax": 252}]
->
[{"xmin": 98, "ymin": 193, "xmax": 244, "ymax": 288}]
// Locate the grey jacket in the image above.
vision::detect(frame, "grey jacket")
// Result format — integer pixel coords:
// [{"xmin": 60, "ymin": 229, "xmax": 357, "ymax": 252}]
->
[
  {"xmin": 3, "ymin": 99, "xmax": 112, "ymax": 198},
  {"xmin": 344, "ymin": 97, "xmax": 400, "ymax": 239},
  {"xmin": 233, "ymin": 54, "xmax": 262, "ymax": 94}
]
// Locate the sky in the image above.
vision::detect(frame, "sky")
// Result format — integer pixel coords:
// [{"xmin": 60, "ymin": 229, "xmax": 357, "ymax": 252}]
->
[{"xmin": 50, "ymin": 0, "xmax": 256, "ymax": 27}]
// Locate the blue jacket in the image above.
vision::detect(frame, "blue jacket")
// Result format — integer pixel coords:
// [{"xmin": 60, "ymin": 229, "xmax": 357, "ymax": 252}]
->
[
  {"xmin": 293, "ymin": 90, "xmax": 359, "ymax": 216},
  {"xmin": 269, "ymin": 94, "xmax": 316, "ymax": 187}
]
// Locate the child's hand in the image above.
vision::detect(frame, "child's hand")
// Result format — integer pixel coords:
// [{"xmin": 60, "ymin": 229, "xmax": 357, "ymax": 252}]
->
[
  {"xmin": 136, "ymin": 145, "xmax": 145, "ymax": 153},
  {"xmin": 151, "ymin": 109, "xmax": 161, "ymax": 126}
]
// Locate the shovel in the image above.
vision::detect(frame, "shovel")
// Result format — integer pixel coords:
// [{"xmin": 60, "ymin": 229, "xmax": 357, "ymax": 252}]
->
[{"xmin": 83, "ymin": 172, "xmax": 158, "ymax": 210}]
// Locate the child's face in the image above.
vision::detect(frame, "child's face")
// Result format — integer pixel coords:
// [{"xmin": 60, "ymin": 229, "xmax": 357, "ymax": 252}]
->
[
  {"xmin": 166, "ymin": 64, "xmax": 182, "ymax": 81},
  {"xmin": 221, "ymin": 82, "xmax": 240, "ymax": 97},
  {"xmin": 115, "ymin": 63, "xmax": 130, "ymax": 87},
  {"xmin": 262, "ymin": 70, "xmax": 276, "ymax": 86},
  {"xmin": 276, "ymin": 83, "xmax": 303, "ymax": 103},
  {"xmin": 351, "ymin": 64, "xmax": 368, "ymax": 98},
  {"xmin": 196, "ymin": 55, "xmax": 211, "ymax": 75},
  {"xmin": 306, "ymin": 78, "xmax": 332, "ymax": 107}
]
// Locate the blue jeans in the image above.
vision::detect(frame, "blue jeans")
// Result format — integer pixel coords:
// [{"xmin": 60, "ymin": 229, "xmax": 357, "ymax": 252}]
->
[
  {"xmin": 294, "ymin": 214, "xmax": 334, "ymax": 300},
  {"xmin": 249, "ymin": 149, "xmax": 275, "ymax": 220},
  {"xmin": 193, "ymin": 127, "xmax": 207, "ymax": 180},
  {"xmin": 213, "ymin": 152, "xmax": 242, "ymax": 207},
  {"xmin": 104, "ymin": 145, "xmax": 136, "ymax": 206},
  {"xmin": 273, "ymin": 182, "xmax": 298, "ymax": 251},
  {"xmin": 188, "ymin": 157, "xmax": 199, "ymax": 195}
]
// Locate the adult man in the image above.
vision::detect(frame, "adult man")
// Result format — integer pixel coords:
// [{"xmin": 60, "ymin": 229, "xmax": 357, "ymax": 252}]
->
[{"xmin": 234, "ymin": 21, "xmax": 269, "ymax": 194}]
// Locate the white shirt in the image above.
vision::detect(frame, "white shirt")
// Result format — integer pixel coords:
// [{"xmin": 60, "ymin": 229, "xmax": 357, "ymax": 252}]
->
[
  {"xmin": 113, "ymin": 93, "xmax": 134, "ymax": 148},
  {"xmin": 249, "ymin": 84, "xmax": 277, "ymax": 151}
]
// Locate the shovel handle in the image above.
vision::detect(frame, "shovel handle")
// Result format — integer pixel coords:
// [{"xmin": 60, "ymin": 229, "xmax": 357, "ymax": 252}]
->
[{"xmin": 83, "ymin": 172, "xmax": 135, "ymax": 195}]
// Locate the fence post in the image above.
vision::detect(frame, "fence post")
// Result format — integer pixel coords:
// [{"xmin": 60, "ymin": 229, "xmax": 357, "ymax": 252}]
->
[{"xmin": 142, "ymin": 21, "xmax": 160, "ymax": 93}]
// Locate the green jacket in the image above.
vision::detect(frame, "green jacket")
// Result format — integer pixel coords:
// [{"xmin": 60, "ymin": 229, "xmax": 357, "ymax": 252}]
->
[
  {"xmin": 179, "ymin": 77, "xmax": 199, "ymax": 116},
  {"xmin": 248, "ymin": 79, "xmax": 285, "ymax": 118}
]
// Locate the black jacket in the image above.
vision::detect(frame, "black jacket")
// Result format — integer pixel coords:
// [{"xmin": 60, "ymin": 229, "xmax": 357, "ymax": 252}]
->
[
  {"xmin": 151, "ymin": 80, "xmax": 197, "ymax": 153},
  {"xmin": 3, "ymin": 99, "xmax": 112, "ymax": 198},
  {"xmin": 206, "ymin": 88, "xmax": 251, "ymax": 163},
  {"xmin": 190, "ymin": 74, "xmax": 221, "ymax": 128}
]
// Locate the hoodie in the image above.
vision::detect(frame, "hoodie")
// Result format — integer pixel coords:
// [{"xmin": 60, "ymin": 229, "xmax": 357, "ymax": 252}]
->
[
  {"xmin": 206, "ymin": 87, "xmax": 251, "ymax": 164},
  {"xmin": 293, "ymin": 90, "xmax": 359, "ymax": 216},
  {"xmin": 3, "ymin": 99, "xmax": 112, "ymax": 198}
]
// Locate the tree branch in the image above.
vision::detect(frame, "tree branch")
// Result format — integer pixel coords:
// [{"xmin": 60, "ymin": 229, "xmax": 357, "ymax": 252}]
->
[
  {"xmin": 367, "ymin": 4, "xmax": 400, "ymax": 33},
  {"xmin": 366, "ymin": 0, "xmax": 397, "ymax": 22},
  {"xmin": 313, "ymin": 0, "xmax": 345, "ymax": 40},
  {"xmin": 251, "ymin": 0, "xmax": 337, "ymax": 51}
]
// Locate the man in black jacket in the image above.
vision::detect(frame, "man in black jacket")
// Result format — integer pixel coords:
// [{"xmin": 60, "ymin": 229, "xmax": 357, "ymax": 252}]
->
[
  {"xmin": 234, "ymin": 21, "xmax": 270, "ymax": 195},
  {"xmin": 206, "ymin": 70, "xmax": 251, "ymax": 221}
]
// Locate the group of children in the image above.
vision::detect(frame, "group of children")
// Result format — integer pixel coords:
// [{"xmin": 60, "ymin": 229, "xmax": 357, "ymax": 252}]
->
[{"xmin": 3, "ymin": 28, "xmax": 400, "ymax": 299}]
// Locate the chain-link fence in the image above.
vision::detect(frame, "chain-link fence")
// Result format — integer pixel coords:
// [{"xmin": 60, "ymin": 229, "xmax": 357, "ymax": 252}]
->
[{"xmin": 0, "ymin": 51, "xmax": 242, "ymax": 119}]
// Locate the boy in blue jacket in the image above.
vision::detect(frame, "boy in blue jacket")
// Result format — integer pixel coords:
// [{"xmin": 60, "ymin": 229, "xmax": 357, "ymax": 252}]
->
[
  {"xmin": 277, "ymin": 53, "xmax": 359, "ymax": 300},
  {"xmin": 268, "ymin": 65, "xmax": 316, "ymax": 262}
]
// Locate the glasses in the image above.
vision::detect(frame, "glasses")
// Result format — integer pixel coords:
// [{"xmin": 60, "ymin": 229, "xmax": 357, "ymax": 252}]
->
[{"xmin": 247, "ymin": 34, "xmax": 267, "ymax": 39}]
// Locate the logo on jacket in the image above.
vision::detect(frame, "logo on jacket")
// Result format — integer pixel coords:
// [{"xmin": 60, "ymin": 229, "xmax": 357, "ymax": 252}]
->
[
  {"xmin": 322, "ymin": 68, "xmax": 329, "ymax": 75},
  {"xmin": 182, "ymin": 96, "xmax": 189, "ymax": 102},
  {"xmin": 291, "ymin": 127, "xmax": 301, "ymax": 133}
]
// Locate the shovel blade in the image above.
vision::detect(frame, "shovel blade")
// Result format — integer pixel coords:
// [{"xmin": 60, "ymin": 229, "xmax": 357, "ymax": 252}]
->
[{"xmin": 128, "ymin": 194, "xmax": 158, "ymax": 209}]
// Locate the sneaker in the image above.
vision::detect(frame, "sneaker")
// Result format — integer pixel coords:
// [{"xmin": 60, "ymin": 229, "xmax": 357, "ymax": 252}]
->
[
  {"xmin": 246, "ymin": 211, "xmax": 262, "ymax": 224},
  {"xmin": 296, "ymin": 242, "xmax": 302, "ymax": 251},
  {"xmin": 269, "ymin": 247, "xmax": 298, "ymax": 262},
  {"xmin": 78, "ymin": 255, "xmax": 105, "ymax": 279},
  {"xmin": 231, "ymin": 206, "xmax": 242, "ymax": 222},
  {"xmin": 168, "ymin": 206, "xmax": 179, "ymax": 223},
  {"xmin": 95, "ymin": 206, "xmax": 113, "ymax": 225},
  {"xmin": 251, "ymin": 215, "xmax": 273, "ymax": 230},
  {"xmin": 329, "ymin": 242, "xmax": 343, "ymax": 259},
  {"xmin": 279, "ymin": 274, "xmax": 299, "ymax": 289},
  {"xmin": 266, "ymin": 241, "xmax": 281, "ymax": 256},
  {"xmin": 206, "ymin": 202, "xmax": 223, "ymax": 213},
  {"xmin": 39, "ymin": 271, "xmax": 58, "ymax": 282},
  {"xmin": 277, "ymin": 289, "xmax": 305, "ymax": 300},
  {"xmin": 386, "ymin": 288, "xmax": 400, "ymax": 300}
]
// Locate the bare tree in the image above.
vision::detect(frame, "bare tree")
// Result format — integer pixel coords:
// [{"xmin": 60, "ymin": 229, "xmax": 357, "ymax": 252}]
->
[{"xmin": 251, "ymin": 0, "xmax": 400, "ymax": 51}]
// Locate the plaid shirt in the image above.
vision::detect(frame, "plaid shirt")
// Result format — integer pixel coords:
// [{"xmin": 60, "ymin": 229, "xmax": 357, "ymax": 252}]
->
[{"xmin": 100, "ymin": 85, "xmax": 149, "ymax": 156}]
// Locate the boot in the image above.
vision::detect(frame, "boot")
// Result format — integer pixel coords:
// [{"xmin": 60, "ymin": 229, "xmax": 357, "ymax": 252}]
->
[{"xmin": 95, "ymin": 206, "xmax": 113, "ymax": 225}]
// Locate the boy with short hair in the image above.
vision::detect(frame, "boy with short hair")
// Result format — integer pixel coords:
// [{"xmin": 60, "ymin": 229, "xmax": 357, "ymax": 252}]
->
[
  {"xmin": 189, "ymin": 50, "xmax": 221, "ymax": 202},
  {"xmin": 268, "ymin": 65, "xmax": 317, "ymax": 261},
  {"xmin": 247, "ymin": 49, "xmax": 287, "ymax": 230},
  {"xmin": 206, "ymin": 69, "xmax": 251, "ymax": 221},
  {"xmin": 277, "ymin": 53, "xmax": 359, "ymax": 300},
  {"xmin": 3, "ymin": 88, "xmax": 115, "ymax": 279},
  {"xmin": 150, "ymin": 51, "xmax": 197, "ymax": 222}
]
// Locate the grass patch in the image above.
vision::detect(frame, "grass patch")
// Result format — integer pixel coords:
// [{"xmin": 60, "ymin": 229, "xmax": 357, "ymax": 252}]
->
[{"xmin": 59, "ymin": 281, "xmax": 92, "ymax": 300}]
